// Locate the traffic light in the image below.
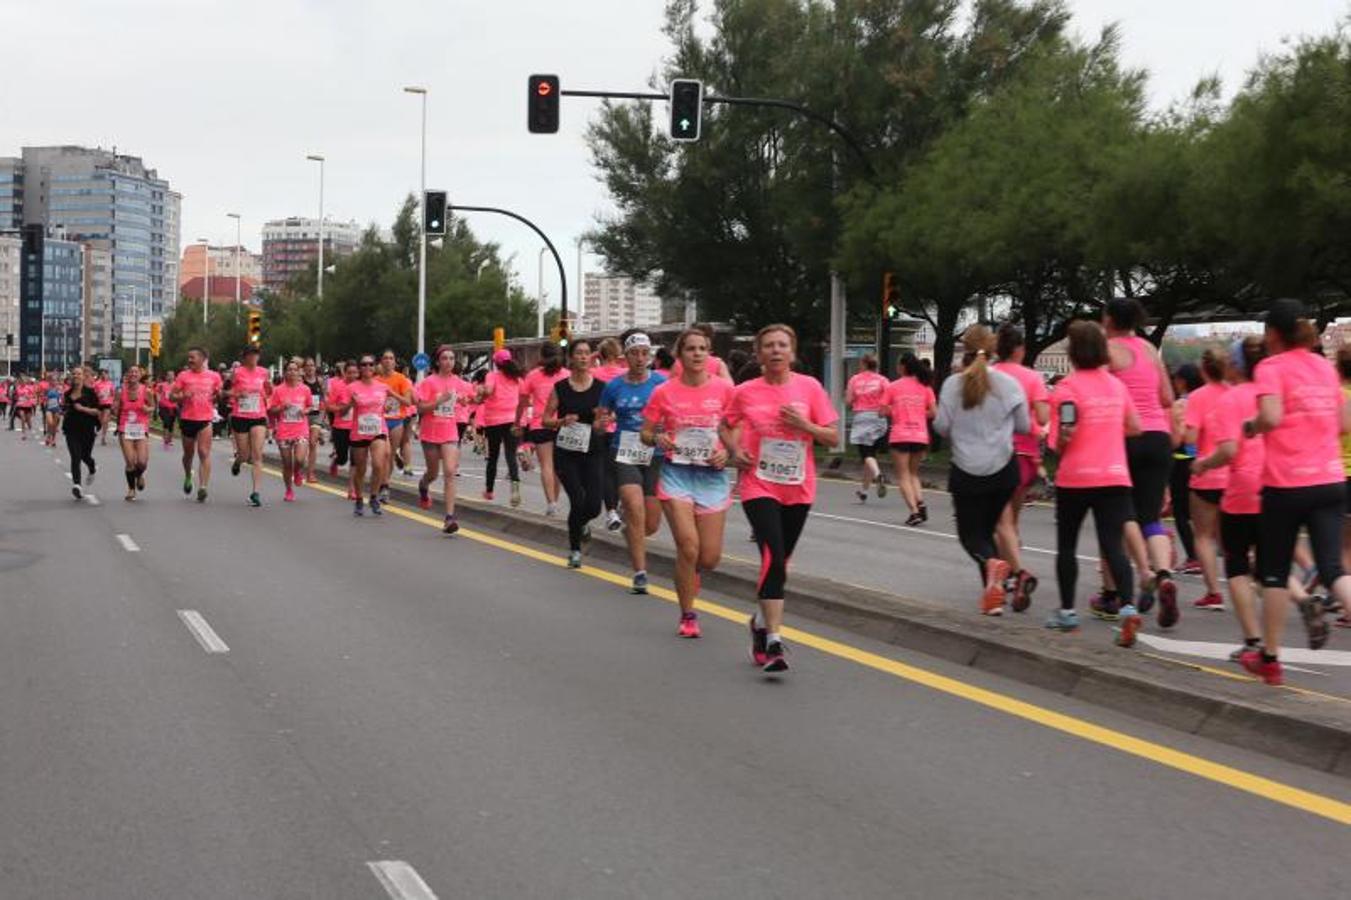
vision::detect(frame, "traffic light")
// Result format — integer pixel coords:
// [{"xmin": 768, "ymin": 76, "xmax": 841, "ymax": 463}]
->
[
  {"xmin": 556, "ymin": 321, "xmax": 569, "ymax": 349},
  {"xmin": 528, "ymin": 74, "xmax": 560, "ymax": 134},
  {"xmin": 669, "ymin": 79, "xmax": 704, "ymax": 142},
  {"xmin": 247, "ymin": 310, "xmax": 262, "ymax": 345},
  {"xmin": 882, "ymin": 271, "xmax": 898, "ymax": 318},
  {"xmin": 493, "ymin": 326, "xmax": 505, "ymax": 350},
  {"xmin": 149, "ymin": 322, "xmax": 161, "ymax": 357},
  {"xmin": 424, "ymin": 190, "xmax": 447, "ymax": 236}
]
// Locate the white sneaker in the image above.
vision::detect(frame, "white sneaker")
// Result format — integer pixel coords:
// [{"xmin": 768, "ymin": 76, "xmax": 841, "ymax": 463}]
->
[
  {"xmin": 545, "ymin": 503, "xmax": 558, "ymax": 517},
  {"xmin": 605, "ymin": 510, "xmax": 623, "ymax": 532}
]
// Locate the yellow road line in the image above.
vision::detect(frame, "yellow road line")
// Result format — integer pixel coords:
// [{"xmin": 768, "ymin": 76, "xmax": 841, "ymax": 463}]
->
[
  {"xmin": 278, "ymin": 467, "xmax": 1351, "ymax": 826},
  {"xmin": 1140, "ymin": 652, "xmax": 1351, "ymax": 706}
]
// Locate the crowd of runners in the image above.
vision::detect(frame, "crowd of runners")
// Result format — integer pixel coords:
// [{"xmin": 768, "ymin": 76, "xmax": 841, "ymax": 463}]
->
[{"xmin": 6, "ymin": 299, "xmax": 1349, "ymax": 681}]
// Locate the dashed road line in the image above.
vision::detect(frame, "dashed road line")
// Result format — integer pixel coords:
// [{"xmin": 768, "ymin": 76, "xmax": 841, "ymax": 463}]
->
[
  {"xmin": 368, "ymin": 861, "xmax": 439, "ymax": 900},
  {"xmin": 115, "ymin": 533, "xmax": 140, "ymax": 552},
  {"xmin": 176, "ymin": 610, "xmax": 230, "ymax": 654}
]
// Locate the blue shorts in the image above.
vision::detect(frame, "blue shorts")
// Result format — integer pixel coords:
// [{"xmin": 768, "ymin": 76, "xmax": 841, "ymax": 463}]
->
[
  {"xmin": 657, "ymin": 462, "xmax": 732, "ymax": 515},
  {"xmin": 386, "ymin": 417, "xmax": 405, "ymax": 431}
]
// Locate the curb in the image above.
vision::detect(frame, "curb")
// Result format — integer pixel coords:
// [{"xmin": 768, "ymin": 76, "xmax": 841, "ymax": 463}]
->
[{"xmin": 287, "ymin": 452, "xmax": 1351, "ymax": 778}]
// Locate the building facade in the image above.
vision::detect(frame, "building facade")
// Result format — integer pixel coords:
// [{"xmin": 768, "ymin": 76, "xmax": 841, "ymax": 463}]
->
[
  {"xmin": 261, "ymin": 217, "xmax": 360, "ymax": 292},
  {"xmin": 83, "ymin": 245, "xmax": 114, "ymax": 358},
  {"xmin": 19, "ymin": 225, "xmax": 84, "ymax": 372},
  {"xmin": 179, "ymin": 243, "xmax": 263, "ymax": 287},
  {"xmin": 580, "ymin": 274, "xmax": 662, "ymax": 334},
  {"xmin": 0, "ymin": 158, "xmax": 22, "ymax": 230},
  {"xmin": 0, "ymin": 233, "xmax": 19, "ymax": 373}
]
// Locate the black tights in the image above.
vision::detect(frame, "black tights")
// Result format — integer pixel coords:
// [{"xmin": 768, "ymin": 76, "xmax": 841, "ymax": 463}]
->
[
  {"xmin": 950, "ymin": 460, "xmax": 1019, "ymax": 585},
  {"xmin": 743, "ymin": 498, "xmax": 811, "ymax": 599},
  {"xmin": 332, "ymin": 427, "xmax": 351, "ymax": 467},
  {"xmin": 1055, "ymin": 486, "xmax": 1135, "ymax": 610},
  {"xmin": 1169, "ymin": 457, "xmax": 1196, "ymax": 560},
  {"xmin": 64, "ymin": 431, "xmax": 96, "ymax": 485},
  {"xmin": 556, "ymin": 450, "xmax": 604, "ymax": 550},
  {"xmin": 483, "ymin": 423, "xmax": 519, "ymax": 493}
]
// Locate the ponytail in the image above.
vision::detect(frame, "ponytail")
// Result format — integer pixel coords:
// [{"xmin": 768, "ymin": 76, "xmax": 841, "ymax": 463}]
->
[{"xmin": 960, "ymin": 324, "xmax": 997, "ymax": 410}]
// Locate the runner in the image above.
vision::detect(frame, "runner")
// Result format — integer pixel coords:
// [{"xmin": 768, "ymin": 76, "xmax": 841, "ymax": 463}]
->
[
  {"xmin": 1240, "ymin": 299, "xmax": 1350, "ymax": 684},
  {"xmin": 846, "ymin": 353, "xmax": 890, "ymax": 503},
  {"xmin": 326, "ymin": 361, "xmax": 358, "ymax": 493},
  {"xmin": 375, "ymin": 351, "xmax": 415, "ymax": 498},
  {"xmin": 517, "ymin": 343, "xmax": 567, "ymax": 516},
  {"xmin": 42, "ymin": 371, "xmax": 63, "ymax": 447},
  {"xmin": 592, "ymin": 337, "xmax": 627, "ymax": 532},
  {"xmin": 1183, "ymin": 348, "xmax": 1230, "ymax": 610},
  {"xmin": 993, "ymin": 324, "xmax": 1049, "ymax": 610},
  {"xmin": 1340, "ymin": 345, "xmax": 1351, "ymax": 626},
  {"xmin": 935, "ymin": 325, "xmax": 1030, "ymax": 616},
  {"xmin": 61, "ymin": 368, "xmax": 100, "ymax": 499},
  {"xmin": 269, "ymin": 360, "xmax": 313, "ymax": 502},
  {"xmin": 881, "ymin": 352, "xmax": 936, "ymax": 526},
  {"xmin": 543, "ymin": 339, "xmax": 609, "ymax": 568},
  {"xmin": 669, "ymin": 322, "xmax": 734, "ymax": 382},
  {"xmin": 301, "ymin": 357, "xmax": 324, "ymax": 483},
  {"xmin": 1105, "ymin": 298, "xmax": 1179, "ymax": 626},
  {"xmin": 1045, "ymin": 320, "xmax": 1143, "ymax": 645},
  {"xmin": 598, "ymin": 331, "xmax": 666, "ymax": 593},
  {"xmin": 13, "ymin": 372, "xmax": 36, "ymax": 439},
  {"xmin": 227, "ymin": 345, "xmax": 272, "ymax": 507},
  {"xmin": 477, "ymin": 349, "xmax": 524, "ymax": 505},
  {"xmin": 641, "ymin": 327, "xmax": 736, "ymax": 636},
  {"xmin": 112, "ymin": 365, "xmax": 153, "ymax": 501},
  {"xmin": 155, "ymin": 371, "xmax": 178, "ymax": 448},
  {"xmin": 92, "ymin": 369, "xmax": 115, "ymax": 445},
  {"xmin": 340, "ymin": 355, "xmax": 393, "ymax": 517},
  {"xmin": 415, "ymin": 345, "xmax": 469, "ymax": 534},
  {"xmin": 171, "ymin": 347, "xmax": 224, "ymax": 503},
  {"xmin": 725, "ymin": 324, "xmax": 839, "ymax": 672},
  {"xmin": 1169, "ymin": 364, "xmax": 1205, "ymax": 574}
]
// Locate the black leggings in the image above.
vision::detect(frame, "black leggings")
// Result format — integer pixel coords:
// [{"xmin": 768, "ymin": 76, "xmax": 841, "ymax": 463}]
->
[
  {"xmin": 556, "ymin": 449, "xmax": 605, "ymax": 550},
  {"xmin": 1126, "ymin": 431, "xmax": 1172, "ymax": 530},
  {"xmin": 1221, "ymin": 511, "xmax": 1259, "ymax": 579},
  {"xmin": 64, "ymin": 430, "xmax": 96, "ymax": 485},
  {"xmin": 603, "ymin": 453, "xmax": 619, "ymax": 513},
  {"xmin": 950, "ymin": 459, "xmax": 1019, "ymax": 585},
  {"xmin": 1170, "ymin": 456, "xmax": 1196, "ymax": 560},
  {"xmin": 1258, "ymin": 483, "xmax": 1346, "ymax": 588},
  {"xmin": 332, "ymin": 427, "xmax": 351, "ymax": 467},
  {"xmin": 1055, "ymin": 486, "xmax": 1135, "ymax": 610},
  {"xmin": 158, "ymin": 407, "xmax": 177, "ymax": 435},
  {"xmin": 743, "ymin": 498, "xmax": 811, "ymax": 600},
  {"xmin": 483, "ymin": 423, "xmax": 519, "ymax": 493}
]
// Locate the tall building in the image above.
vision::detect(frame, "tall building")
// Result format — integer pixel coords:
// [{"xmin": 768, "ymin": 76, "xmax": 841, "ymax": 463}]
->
[
  {"xmin": 580, "ymin": 274, "xmax": 663, "ymax": 334},
  {"xmin": 19, "ymin": 225, "xmax": 83, "ymax": 372},
  {"xmin": 82, "ymin": 245, "xmax": 115, "ymax": 358},
  {"xmin": 261, "ymin": 216, "xmax": 361, "ymax": 292},
  {"xmin": 0, "ymin": 232, "xmax": 20, "ymax": 373},
  {"xmin": 179, "ymin": 243, "xmax": 263, "ymax": 287},
  {"xmin": 17, "ymin": 146, "xmax": 179, "ymax": 343},
  {"xmin": 0, "ymin": 158, "xmax": 22, "ymax": 230}
]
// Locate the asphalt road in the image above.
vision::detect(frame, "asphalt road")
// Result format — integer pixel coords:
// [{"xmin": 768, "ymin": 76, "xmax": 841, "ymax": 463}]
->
[{"xmin": 2, "ymin": 430, "xmax": 1348, "ymax": 898}]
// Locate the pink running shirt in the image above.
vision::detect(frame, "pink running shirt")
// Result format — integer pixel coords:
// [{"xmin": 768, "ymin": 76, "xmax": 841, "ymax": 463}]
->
[
  {"xmin": 726, "ymin": 373, "xmax": 838, "ymax": 506},
  {"xmin": 521, "ymin": 366, "xmax": 567, "ymax": 429},
  {"xmin": 1049, "ymin": 368, "xmax": 1133, "ymax": 488},
  {"xmin": 172, "ymin": 369, "xmax": 223, "ymax": 422},
  {"xmin": 1185, "ymin": 382, "xmax": 1231, "ymax": 491},
  {"xmin": 847, "ymin": 371, "xmax": 889, "ymax": 414},
  {"xmin": 1109, "ymin": 335, "xmax": 1170, "ymax": 433},
  {"xmin": 883, "ymin": 376, "xmax": 935, "ymax": 445},
  {"xmin": 1254, "ymin": 348, "xmax": 1344, "ymax": 488},
  {"xmin": 416, "ymin": 373, "xmax": 462, "ymax": 444},
  {"xmin": 480, "ymin": 370, "xmax": 521, "ymax": 427},
  {"xmin": 1211, "ymin": 382, "xmax": 1264, "ymax": 515},
  {"xmin": 117, "ymin": 384, "xmax": 153, "ymax": 432},
  {"xmin": 328, "ymin": 378, "xmax": 354, "ymax": 430},
  {"xmin": 641, "ymin": 376, "xmax": 735, "ymax": 465},
  {"xmin": 231, "ymin": 365, "xmax": 271, "ymax": 419},
  {"xmin": 994, "ymin": 361, "xmax": 1049, "ymax": 458},
  {"xmin": 348, "ymin": 380, "xmax": 391, "ymax": 438},
  {"xmin": 270, "ymin": 384, "xmax": 312, "ymax": 441}
]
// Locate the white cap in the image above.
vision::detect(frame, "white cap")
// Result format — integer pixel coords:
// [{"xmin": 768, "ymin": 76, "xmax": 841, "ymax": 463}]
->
[{"xmin": 623, "ymin": 332, "xmax": 652, "ymax": 351}]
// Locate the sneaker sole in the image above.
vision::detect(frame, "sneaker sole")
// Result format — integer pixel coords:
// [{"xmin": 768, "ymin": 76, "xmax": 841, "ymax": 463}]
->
[
  {"xmin": 1011, "ymin": 575, "xmax": 1037, "ymax": 613},
  {"xmin": 762, "ymin": 657, "xmax": 789, "ymax": 673},
  {"xmin": 1298, "ymin": 597, "xmax": 1330, "ymax": 650},
  {"xmin": 1117, "ymin": 613, "xmax": 1142, "ymax": 648},
  {"xmin": 1157, "ymin": 580, "xmax": 1179, "ymax": 628}
]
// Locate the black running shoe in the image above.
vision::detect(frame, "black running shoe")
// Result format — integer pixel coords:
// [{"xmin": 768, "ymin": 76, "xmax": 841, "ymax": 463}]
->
[
  {"xmin": 762, "ymin": 640, "xmax": 789, "ymax": 673},
  {"xmin": 748, "ymin": 617, "xmax": 768, "ymax": 666},
  {"xmin": 231, "ymin": 458, "xmax": 242, "ymax": 477},
  {"xmin": 1298, "ymin": 595, "xmax": 1330, "ymax": 650},
  {"xmin": 1156, "ymin": 574, "xmax": 1179, "ymax": 629},
  {"xmin": 442, "ymin": 514, "xmax": 459, "ymax": 535}
]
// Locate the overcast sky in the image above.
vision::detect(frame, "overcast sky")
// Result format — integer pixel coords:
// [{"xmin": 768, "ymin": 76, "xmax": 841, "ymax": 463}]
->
[{"xmin": 3, "ymin": 1, "xmax": 1346, "ymax": 309}]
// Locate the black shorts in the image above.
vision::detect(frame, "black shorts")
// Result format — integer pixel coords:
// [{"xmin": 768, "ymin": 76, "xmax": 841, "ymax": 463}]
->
[
  {"xmin": 890, "ymin": 442, "xmax": 927, "ymax": 454},
  {"xmin": 349, "ymin": 434, "xmax": 389, "ymax": 450},
  {"xmin": 614, "ymin": 456, "xmax": 662, "ymax": 496},
  {"xmin": 179, "ymin": 419, "xmax": 210, "ymax": 439},
  {"xmin": 855, "ymin": 435, "xmax": 890, "ymax": 459},
  {"xmin": 1257, "ymin": 482, "xmax": 1346, "ymax": 587},
  {"xmin": 231, "ymin": 416, "xmax": 267, "ymax": 434},
  {"xmin": 526, "ymin": 428, "xmax": 556, "ymax": 445},
  {"xmin": 1191, "ymin": 487, "xmax": 1223, "ymax": 506},
  {"xmin": 1345, "ymin": 478, "xmax": 1351, "ymax": 515},
  {"xmin": 1126, "ymin": 430, "xmax": 1173, "ymax": 527},
  {"xmin": 1220, "ymin": 511, "xmax": 1260, "ymax": 579}
]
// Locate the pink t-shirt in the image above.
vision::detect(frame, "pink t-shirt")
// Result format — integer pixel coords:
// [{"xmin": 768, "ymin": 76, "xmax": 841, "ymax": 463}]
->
[
  {"xmin": 994, "ymin": 361, "xmax": 1049, "ymax": 458},
  {"xmin": 416, "ymin": 373, "xmax": 462, "ymax": 444},
  {"xmin": 230, "ymin": 365, "xmax": 271, "ymax": 419},
  {"xmin": 1254, "ymin": 348, "xmax": 1344, "ymax": 488},
  {"xmin": 522, "ymin": 366, "xmax": 568, "ymax": 429},
  {"xmin": 1211, "ymin": 382, "xmax": 1264, "ymax": 515},
  {"xmin": 726, "ymin": 374, "xmax": 837, "ymax": 506},
  {"xmin": 641, "ymin": 376, "xmax": 735, "ymax": 465},
  {"xmin": 593, "ymin": 362, "xmax": 627, "ymax": 382},
  {"xmin": 1185, "ymin": 382, "xmax": 1231, "ymax": 491},
  {"xmin": 269, "ymin": 384, "xmax": 312, "ymax": 441},
  {"xmin": 348, "ymin": 380, "xmax": 391, "ymax": 438},
  {"xmin": 671, "ymin": 355, "xmax": 731, "ymax": 381},
  {"xmin": 481, "ymin": 369, "xmax": 521, "ymax": 427},
  {"xmin": 328, "ymin": 378, "xmax": 354, "ymax": 430},
  {"xmin": 883, "ymin": 377, "xmax": 935, "ymax": 445},
  {"xmin": 94, "ymin": 379, "xmax": 115, "ymax": 407},
  {"xmin": 172, "ymin": 369, "xmax": 223, "ymax": 422},
  {"xmin": 156, "ymin": 382, "xmax": 177, "ymax": 410},
  {"xmin": 117, "ymin": 384, "xmax": 154, "ymax": 431},
  {"xmin": 1110, "ymin": 335, "xmax": 1170, "ymax": 433},
  {"xmin": 15, "ymin": 382, "xmax": 36, "ymax": 408},
  {"xmin": 847, "ymin": 371, "xmax": 888, "ymax": 414},
  {"xmin": 1049, "ymin": 368, "xmax": 1133, "ymax": 488}
]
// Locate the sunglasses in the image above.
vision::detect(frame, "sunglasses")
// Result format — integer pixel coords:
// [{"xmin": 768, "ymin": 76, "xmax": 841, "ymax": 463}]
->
[{"xmin": 359, "ymin": 361, "xmax": 376, "ymax": 367}]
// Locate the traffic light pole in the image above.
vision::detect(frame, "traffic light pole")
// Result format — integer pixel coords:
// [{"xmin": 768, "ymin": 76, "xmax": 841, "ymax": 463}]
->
[{"xmin": 448, "ymin": 205, "xmax": 567, "ymax": 334}]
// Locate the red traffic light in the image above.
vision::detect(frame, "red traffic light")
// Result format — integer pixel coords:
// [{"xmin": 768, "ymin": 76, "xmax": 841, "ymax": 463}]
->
[
  {"xmin": 528, "ymin": 74, "xmax": 561, "ymax": 134},
  {"xmin": 537, "ymin": 82, "xmax": 553, "ymax": 97}
]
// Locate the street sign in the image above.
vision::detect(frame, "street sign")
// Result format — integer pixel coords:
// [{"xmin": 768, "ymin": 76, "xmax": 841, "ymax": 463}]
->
[{"xmin": 412, "ymin": 352, "xmax": 431, "ymax": 372}]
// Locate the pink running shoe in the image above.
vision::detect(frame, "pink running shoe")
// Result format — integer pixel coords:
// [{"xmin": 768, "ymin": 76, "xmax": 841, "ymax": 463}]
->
[{"xmin": 678, "ymin": 613, "xmax": 701, "ymax": 639}]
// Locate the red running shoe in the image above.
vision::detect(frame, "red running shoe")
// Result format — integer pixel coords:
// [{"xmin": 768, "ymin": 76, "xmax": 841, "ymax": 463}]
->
[
  {"xmin": 748, "ymin": 617, "xmax": 768, "ymax": 665},
  {"xmin": 1156, "ymin": 575, "xmax": 1180, "ymax": 628},
  {"xmin": 1192, "ymin": 592, "xmax": 1225, "ymax": 611},
  {"xmin": 1178, "ymin": 559, "xmax": 1203, "ymax": 576},
  {"xmin": 982, "ymin": 558, "xmax": 1010, "ymax": 615},
  {"xmin": 677, "ymin": 613, "xmax": 701, "ymax": 639},
  {"xmin": 1238, "ymin": 650, "xmax": 1283, "ymax": 686},
  {"xmin": 284, "ymin": 487, "xmax": 295, "ymax": 503},
  {"xmin": 1010, "ymin": 570, "xmax": 1037, "ymax": 613}
]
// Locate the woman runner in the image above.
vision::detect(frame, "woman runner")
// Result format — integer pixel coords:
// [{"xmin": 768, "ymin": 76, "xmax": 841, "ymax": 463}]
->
[
  {"xmin": 228, "ymin": 345, "xmax": 273, "ymax": 507},
  {"xmin": 882, "ymin": 353, "xmax": 936, "ymax": 526},
  {"xmin": 113, "ymin": 365, "xmax": 153, "ymax": 501},
  {"xmin": 517, "ymin": 343, "xmax": 568, "ymax": 516},
  {"xmin": 42, "ymin": 372, "xmax": 63, "ymax": 447},
  {"xmin": 326, "ymin": 362, "xmax": 358, "ymax": 492},
  {"xmin": 726, "ymin": 324, "xmax": 840, "ymax": 672},
  {"xmin": 416, "ymin": 345, "xmax": 470, "ymax": 534},
  {"xmin": 1169, "ymin": 364, "xmax": 1205, "ymax": 574},
  {"xmin": 61, "ymin": 368, "xmax": 101, "ymax": 499},
  {"xmin": 993, "ymin": 324, "xmax": 1049, "ymax": 609},
  {"xmin": 1183, "ymin": 348, "xmax": 1231, "ymax": 610},
  {"xmin": 641, "ymin": 327, "xmax": 736, "ymax": 637},
  {"xmin": 375, "ymin": 351, "xmax": 415, "ymax": 500},
  {"xmin": 171, "ymin": 348, "xmax": 223, "ymax": 503},
  {"xmin": 341, "ymin": 356, "xmax": 393, "ymax": 517},
  {"xmin": 155, "ymin": 371, "xmax": 178, "ymax": 448},
  {"xmin": 269, "ymin": 360, "xmax": 313, "ymax": 502},
  {"xmin": 544, "ymin": 339, "xmax": 609, "ymax": 568},
  {"xmin": 478, "ymin": 349, "xmax": 524, "ymax": 505},
  {"xmin": 846, "ymin": 353, "xmax": 890, "ymax": 503},
  {"xmin": 593, "ymin": 337, "xmax": 627, "ymax": 532},
  {"xmin": 301, "ymin": 357, "xmax": 324, "ymax": 483}
]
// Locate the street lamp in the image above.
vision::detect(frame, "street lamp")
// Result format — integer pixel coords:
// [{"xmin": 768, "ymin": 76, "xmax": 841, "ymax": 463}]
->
[
  {"xmin": 226, "ymin": 212, "xmax": 241, "ymax": 324},
  {"xmin": 403, "ymin": 85, "xmax": 428, "ymax": 361},
  {"xmin": 306, "ymin": 154, "xmax": 325, "ymax": 300},
  {"xmin": 537, "ymin": 246, "xmax": 548, "ymax": 338},
  {"xmin": 197, "ymin": 237, "xmax": 210, "ymax": 326}
]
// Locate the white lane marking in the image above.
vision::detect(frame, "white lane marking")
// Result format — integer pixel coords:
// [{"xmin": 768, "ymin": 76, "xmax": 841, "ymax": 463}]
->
[
  {"xmin": 368, "ymin": 861, "xmax": 439, "ymax": 900},
  {"xmin": 176, "ymin": 610, "xmax": 230, "ymax": 654},
  {"xmin": 86, "ymin": 494, "xmax": 100, "ymax": 506},
  {"xmin": 64, "ymin": 472, "xmax": 72, "ymax": 479},
  {"xmin": 116, "ymin": 533, "xmax": 140, "ymax": 552},
  {"xmin": 1136, "ymin": 633, "xmax": 1351, "ymax": 668},
  {"xmin": 809, "ymin": 510, "xmax": 1100, "ymax": 563}
]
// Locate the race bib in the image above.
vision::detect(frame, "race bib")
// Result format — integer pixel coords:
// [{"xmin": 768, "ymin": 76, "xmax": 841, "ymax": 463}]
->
[
  {"xmin": 238, "ymin": 393, "xmax": 261, "ymax": 414},
  {"xmin": 123, "ymin": 422, "xmax": 147, "ymax": 440},
  {"xmin": 757, "ymin": 438, "xmax": 808, "ymax": 486},
  {"xmin": 434, "ymin": 392, "xmax": 457, "ymax": 419},
  {"xmin": 282, "ymin": 404, "xmax": 303, "ymax": 423},
  {"xmin": 125, "ymin": 411, "xmax": 139, "ymax": 425},
  {"xmin": 615, "ymin": 430, "xmax": 654, "ymax": 466},
  {"xmin": 357, "ymin": 413, "xmax": 382, "ymax": 437},
  {"xmin": 670, "ymin": 426, "xmax": 718, "ymax": 466},
  {"xmin": 384, "ymin": 395, "xmax": 401, "ymax": 416},
  {"xmin": 556, "ymin": 422, "xmax": 592, "ymax": 453}
]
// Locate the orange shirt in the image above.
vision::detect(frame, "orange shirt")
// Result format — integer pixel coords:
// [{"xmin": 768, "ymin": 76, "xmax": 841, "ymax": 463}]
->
[{"xmin": 377, "ymin": 370, "xmax": 415, "ymax": 418}]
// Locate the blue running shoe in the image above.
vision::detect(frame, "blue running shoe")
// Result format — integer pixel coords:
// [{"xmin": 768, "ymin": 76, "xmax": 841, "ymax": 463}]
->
[{"xmin": 1045, "ymin": 609, "xmax": 1080, "ymax": 632}]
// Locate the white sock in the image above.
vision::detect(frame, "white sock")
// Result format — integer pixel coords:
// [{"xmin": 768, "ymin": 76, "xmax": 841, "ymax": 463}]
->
[
  {"xmin": 766, "ymin": 631, "xmax": 781, "ymax": 646},
  {"xmin": 753, "ymin": 611, "xmax": 765, "ymax": 629}
]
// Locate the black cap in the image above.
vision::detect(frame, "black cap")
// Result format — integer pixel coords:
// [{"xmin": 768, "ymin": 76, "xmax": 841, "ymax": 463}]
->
[{"xmin": 1264, "ymin": 298, "xmax": 1307, "ymax": 335}]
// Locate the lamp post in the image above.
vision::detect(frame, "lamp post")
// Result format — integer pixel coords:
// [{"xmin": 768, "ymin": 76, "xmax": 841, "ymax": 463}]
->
[
  {"xmin": 197, "ymin": 237, "xmax": 210, "ymax": 326},
  {"xmin": 536, "ymin": 246, "xmax": 548, "ymax": 338},
  {"xmin": 226, "ymin": 212, "xmax": 241, "ymax": 324},
  {"xmin": 305, "ymin": 154, "xmax": 325, "ymax": 300},
  {"xmin": 403, "ymin": 85, "xmax": 428, "ymax": 360}
]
